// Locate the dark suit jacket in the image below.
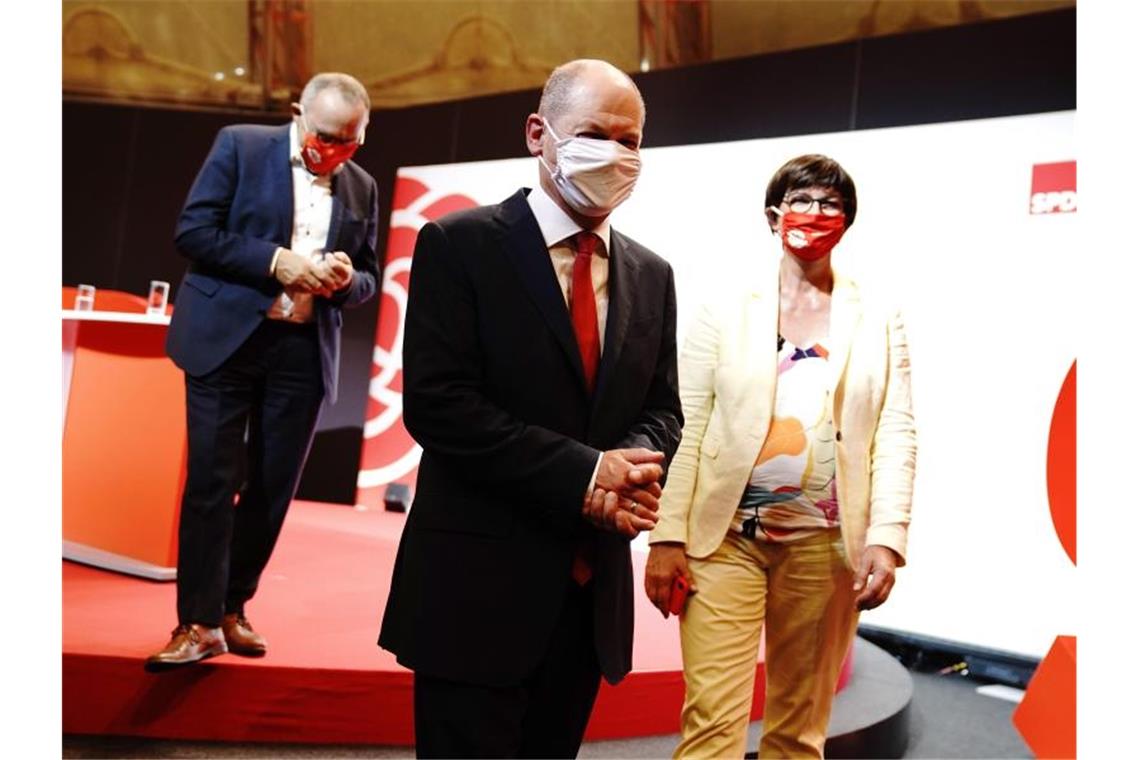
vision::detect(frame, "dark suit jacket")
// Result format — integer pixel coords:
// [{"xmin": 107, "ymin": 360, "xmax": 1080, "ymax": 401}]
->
[
  {"xmin": 379, "ymin": 188, "xmax": 683, "ymax": 687},
  {"xmin": 166, "ymin": 123, "xmax": 379, "ymax": 402}
]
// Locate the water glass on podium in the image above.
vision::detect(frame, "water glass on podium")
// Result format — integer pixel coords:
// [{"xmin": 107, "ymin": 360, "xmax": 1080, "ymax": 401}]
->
[
  {"xmin": 147, "ymin": 280, "xmax": 170, "ymax": 315},
  {"xmin": 74, "ymin": 284, "xmax": 95, "ymax": 311}
]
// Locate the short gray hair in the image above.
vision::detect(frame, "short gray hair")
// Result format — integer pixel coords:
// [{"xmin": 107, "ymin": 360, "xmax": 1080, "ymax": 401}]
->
[
  {"xmin": 300, "ymin": 72, "xmax": 371, "ymax": 112},
  {"xmin": 538, "ymin": 59, "xmax": 645, "ymax": 127}
]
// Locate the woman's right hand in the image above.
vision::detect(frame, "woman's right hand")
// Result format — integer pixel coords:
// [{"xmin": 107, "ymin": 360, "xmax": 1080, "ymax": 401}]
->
[{"xmin": 645, "ymin": 542, "xmax": 697, "ymax": 618}]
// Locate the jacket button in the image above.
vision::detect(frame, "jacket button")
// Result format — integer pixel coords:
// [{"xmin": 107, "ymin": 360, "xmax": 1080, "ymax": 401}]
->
[{"xmin": 836, "ymin": 430, "xmax": 843, "ymax": 442}]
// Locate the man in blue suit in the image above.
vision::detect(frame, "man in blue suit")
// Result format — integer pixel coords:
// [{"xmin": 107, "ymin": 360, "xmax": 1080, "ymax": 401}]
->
[{"xmin": 146, "ymin": 72, "xmax": 379, "ymax": 669}]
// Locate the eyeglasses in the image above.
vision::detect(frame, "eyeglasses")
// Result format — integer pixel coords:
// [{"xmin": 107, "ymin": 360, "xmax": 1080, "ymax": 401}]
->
[
  {"xmin": 302, "ymin": 112, "xmax": 363, "ymax": 146},
  {"xmin": 783, "ymin": 192, "xmax": 844, "ymax": 216}
]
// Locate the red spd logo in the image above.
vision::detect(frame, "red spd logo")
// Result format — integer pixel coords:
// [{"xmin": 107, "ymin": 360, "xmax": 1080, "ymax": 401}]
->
[
  {"xmin": 355, "ymin": 177, "xmax": 478, "ymax": 508},
  {"xmin": 1029, "ymin": 161, "xmax": 1076, "ymax": 215}
]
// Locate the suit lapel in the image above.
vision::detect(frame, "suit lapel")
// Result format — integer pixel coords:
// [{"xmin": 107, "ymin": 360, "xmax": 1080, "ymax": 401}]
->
[
  {"xmin": 325, "ymin": 174, "xmax": 348, "ymax": 252},
  {"xmin": 747, "ymin": 252, "xmax": 782, "ymax": 420},
  {"xmin": 497, "ymin": 190, "xmax": 587, "ymax": 388},
  {"xmin": 591, "ymin": 231, "xmax": 636, "ymax": 406},
  {"xmin": 269, "ymin": 125, "xmax": 294, "ymax": 245}
]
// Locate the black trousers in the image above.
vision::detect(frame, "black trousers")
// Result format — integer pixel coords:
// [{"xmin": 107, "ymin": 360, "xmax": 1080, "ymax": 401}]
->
[
  {"xmin": 413, "ymin": 580, "xmax": 602, "ymax": 759},
  {"xmin": 176, "ymin": 319, "xmax": 324, "ymax": 627}
]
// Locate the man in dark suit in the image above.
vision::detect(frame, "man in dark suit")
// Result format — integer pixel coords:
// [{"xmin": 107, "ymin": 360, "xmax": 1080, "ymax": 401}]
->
[
  {"xmin": 379, "ymin": 59, "xmax": 683, "ymax": 757},
  {"xmin": 146, "ymin": 73, "xmax": 379, "ymax": 669}
]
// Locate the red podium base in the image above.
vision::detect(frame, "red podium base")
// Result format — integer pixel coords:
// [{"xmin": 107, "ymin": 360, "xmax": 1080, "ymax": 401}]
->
[{"xmin": 63, "ymin": 500, "xmax": 851, "ymax": 744}]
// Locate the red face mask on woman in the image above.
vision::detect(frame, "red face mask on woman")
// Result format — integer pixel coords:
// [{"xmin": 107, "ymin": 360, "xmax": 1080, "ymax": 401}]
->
[{"xmin": 775, "ymin": 210, "xmax": 847, "ymax": 261}]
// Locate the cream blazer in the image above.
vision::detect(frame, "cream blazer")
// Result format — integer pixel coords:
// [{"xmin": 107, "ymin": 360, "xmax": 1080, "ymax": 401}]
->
[{"xmin": 651, "ymin": 254, "xmax": 916, "ymax": 568}]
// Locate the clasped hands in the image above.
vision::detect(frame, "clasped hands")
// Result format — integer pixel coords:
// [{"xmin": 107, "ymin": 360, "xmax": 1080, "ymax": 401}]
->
[
  {"xmin": 582, "ymin": 448, "xmax": 665, "ymax": 539},
  {"xmin": 274, "ymin": 248, "xmax": 354, "ymax": 297}
]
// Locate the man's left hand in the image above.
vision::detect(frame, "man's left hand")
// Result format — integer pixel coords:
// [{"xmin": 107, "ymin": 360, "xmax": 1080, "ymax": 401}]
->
[
  {"xmin": 582, "ymin": 488, "xmax": 658, "ymax": 539},
  {"xmin": 323, "ymin": 251, "xmax": 355, "ymax": 293},
  {"xmin": 853, "ymin": 545, "xmax": 900, "ymax": 611}
]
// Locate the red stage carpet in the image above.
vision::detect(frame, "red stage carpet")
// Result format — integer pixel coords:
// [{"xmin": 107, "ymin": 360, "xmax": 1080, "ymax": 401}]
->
[{"xmin": 63, "ymin": 500, "xmax": 851, "ymax": 744}]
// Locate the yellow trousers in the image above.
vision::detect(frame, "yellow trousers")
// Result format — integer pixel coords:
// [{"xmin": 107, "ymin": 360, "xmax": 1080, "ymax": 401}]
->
[{"xmin": 674, "ymin": 529, "xmax": 859, "ymax": 759}]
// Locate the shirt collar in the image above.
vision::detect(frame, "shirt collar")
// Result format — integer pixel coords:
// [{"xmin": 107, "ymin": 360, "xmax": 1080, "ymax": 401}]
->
[
  {"xmin": 525, "ymin": 184, "xmax": 611, "ymax": 255},
  {"xmin": 289, "ymin": 121, "xmax": 303, "ymax": 166}
]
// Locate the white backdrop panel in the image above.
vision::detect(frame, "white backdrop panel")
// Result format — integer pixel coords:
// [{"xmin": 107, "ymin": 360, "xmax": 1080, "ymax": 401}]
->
[{"xmin": 393, "ymin": 111, "xmax": 1076, "ymax": 658}]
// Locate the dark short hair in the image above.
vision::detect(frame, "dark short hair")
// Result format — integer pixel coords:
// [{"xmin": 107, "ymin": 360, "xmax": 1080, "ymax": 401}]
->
[{"xmin": 764, "ymin": 154, "xmax": 857, "ymax": 229}]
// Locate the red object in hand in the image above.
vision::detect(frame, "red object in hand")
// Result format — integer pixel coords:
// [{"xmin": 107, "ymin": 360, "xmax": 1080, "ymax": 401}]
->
[{"xmin": 668, "ymin": 575, "xmax": 690, "ymax": 616}]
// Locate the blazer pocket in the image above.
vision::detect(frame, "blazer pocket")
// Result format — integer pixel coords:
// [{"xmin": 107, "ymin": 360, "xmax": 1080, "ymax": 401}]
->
[
  {"xmin": 627, "ymin": 314, "xmax": 659, "ymax": 333},
  {"xmin": 182, "ymin": 272, "xmax": 221, "ymax": 297},
  {"xmin": 413, "ymin": 500, "xmax": 512, "ymax": 539},
  {"xmin": 699, "ymin": 431, "xmax": 721, "ymax": 459},
  {"xmin": 335, "ymin": 218, "xmax": 366, "ymax": 248},
  {"xmin": 421, "ymin": 520, "xmax": 509, "ymax": 540}
]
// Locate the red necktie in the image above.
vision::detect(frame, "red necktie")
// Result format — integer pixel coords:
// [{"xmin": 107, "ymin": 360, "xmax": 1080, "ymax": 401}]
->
[
  {"xmin": 571, "ymin": 232, "xmax": 601, "ymax": 585},
  {"xmin": 572, "ymin": 542, "xmax": 594, "ymax": 586},
  {"xmin": 570, "ymin": 232, "xmax": 601, "ymax": 392}
]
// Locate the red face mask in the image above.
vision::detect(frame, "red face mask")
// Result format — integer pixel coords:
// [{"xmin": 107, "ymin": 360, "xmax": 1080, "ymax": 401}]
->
[
  {"xmin": 778, "ymin": 211, "xmax": 847, "ymax": 261},
  {"xmin": 301, "ymin": 131, "xmax": 359, "ymax": 175}
]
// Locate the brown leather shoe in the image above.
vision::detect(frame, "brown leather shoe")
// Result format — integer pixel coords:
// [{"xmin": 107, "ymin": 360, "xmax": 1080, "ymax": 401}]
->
[
  {"xmin": 144, "ymin": 624, "xmax": 227, "ymax": 671},
  {"xmin": 222, "ymin": 613, "xmax": 267, "ymax": 657}
]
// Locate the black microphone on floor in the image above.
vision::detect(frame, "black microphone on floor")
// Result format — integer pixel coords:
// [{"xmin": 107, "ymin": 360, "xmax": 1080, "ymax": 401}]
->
[{"xmin": 383, "ymin": 483, "xmax": 412, "ymax": 512}]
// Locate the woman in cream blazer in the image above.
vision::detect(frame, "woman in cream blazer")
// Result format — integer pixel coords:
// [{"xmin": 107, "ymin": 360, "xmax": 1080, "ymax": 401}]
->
[{"xmin": 646, "ymin": 154, "xmax": 916, "ymax": 759}]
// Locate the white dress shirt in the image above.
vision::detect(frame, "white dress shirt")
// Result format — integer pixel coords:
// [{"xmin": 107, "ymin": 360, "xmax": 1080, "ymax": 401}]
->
[
  {"xmin": 267, "ymin": 122, "xmax": 335, "ymax": 323},
  {"xmin": 526, "ymin": 184, "xmax": 611, "ymax": 350},
  {"xmin": 525, "ymin": 184, "xmax": 612, "ymax": 494}
]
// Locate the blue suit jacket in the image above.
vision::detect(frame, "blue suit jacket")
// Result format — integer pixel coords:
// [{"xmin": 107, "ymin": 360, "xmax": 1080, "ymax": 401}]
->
[{"xmin": 166, "ymin": 123, "xmax": 379, "ymax": 403}]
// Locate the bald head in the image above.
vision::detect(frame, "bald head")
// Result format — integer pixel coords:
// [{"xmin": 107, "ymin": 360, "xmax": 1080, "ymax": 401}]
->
[{"xmin": 537, "ymin": 59, "xmax": 645, "ymax": 129}]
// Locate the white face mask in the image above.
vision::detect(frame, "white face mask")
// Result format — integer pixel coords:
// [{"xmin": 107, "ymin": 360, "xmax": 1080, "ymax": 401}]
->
[{"xmin": 539, "ymin": 118, "xmax": 642, "ymax": 218}]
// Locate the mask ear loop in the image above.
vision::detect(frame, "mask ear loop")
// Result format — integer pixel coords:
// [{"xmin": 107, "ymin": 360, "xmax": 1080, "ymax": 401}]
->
[
  {"xmin": 537, "ymin": 118, "xmax": 560, "ymax": 177},
  {"xmin": 542, "ymin": 118, "xmax": 565, "ymax": 143},
  {"xmin": 292, "ymin": 105, "xmax": 313, "ymax": 148},
  {"xmin": 537, "ymin": 153, "xmax": 557, "ymax": 177},
  {"xmin": 297, "ymin": 106, "xmax": 314, "ymax": 136},
  {"xmin": 766, "ymin": 205, "xmax": 784, "ymax": 235}
]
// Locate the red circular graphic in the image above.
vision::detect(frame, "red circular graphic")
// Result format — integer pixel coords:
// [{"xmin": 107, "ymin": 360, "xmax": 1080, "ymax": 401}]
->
[{"xmin": 356, "ymin": 177, "xmax": 478, "ymax": 507}]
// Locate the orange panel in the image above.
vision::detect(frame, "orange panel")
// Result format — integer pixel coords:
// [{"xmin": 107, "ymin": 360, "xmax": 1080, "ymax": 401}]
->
[
  {"xmin": 1013, "ymin": 635, "xmax": 1076, "ymax": 759},
  {"xmin": 62, "ymin": 320, "xmax": 187, "ymax": 569},
  {"xmin": 1046, "ymin": 360, "xmax": 1076, "ymax": 565}
]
